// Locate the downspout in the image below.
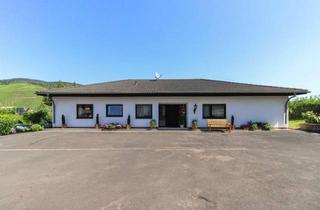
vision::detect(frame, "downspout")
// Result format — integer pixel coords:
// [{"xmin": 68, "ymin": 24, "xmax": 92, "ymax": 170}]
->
[
  {"xmin": 284, "ymin": 93, "xmax": 296, "ymax": 126},
  {"xmin": 48, "ymin": 94, "xmax": 55, "ymax": 126}
]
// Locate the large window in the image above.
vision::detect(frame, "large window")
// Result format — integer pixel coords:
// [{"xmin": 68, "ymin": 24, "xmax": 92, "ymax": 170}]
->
[
  {"xmin": 136, "ymin": 104, "xmax": 152, "ymax": 119},
  {"xmin": 77, "ymin": 104, "xmax": 93, "ymax": 119},
  {"xmin": 203, "ymin": 104, "xmax": 226, "ymax": 119},
  {"xmin": 106, "ymin": 104, "xmax": 123, "ymax": 117}
]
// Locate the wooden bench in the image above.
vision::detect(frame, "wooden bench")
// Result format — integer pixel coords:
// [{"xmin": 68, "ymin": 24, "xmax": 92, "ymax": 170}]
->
[{"xmin": 207, "ymin": 119, "xmax": 232, "ymax": 132}]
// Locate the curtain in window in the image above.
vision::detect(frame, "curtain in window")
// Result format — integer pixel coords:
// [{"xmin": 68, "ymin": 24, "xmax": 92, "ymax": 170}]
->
[{"xmin": 136, "ymin": 105, "xmax": 152, "ymax": 118}]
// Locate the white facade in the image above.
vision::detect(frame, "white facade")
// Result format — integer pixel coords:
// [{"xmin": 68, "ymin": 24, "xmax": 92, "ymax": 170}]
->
[{"xmin": 52, "ymin": 96, "xmax": 288, "ymax": 128}]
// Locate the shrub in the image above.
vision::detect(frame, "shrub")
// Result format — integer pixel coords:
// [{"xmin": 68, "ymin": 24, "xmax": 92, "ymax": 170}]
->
[
  {"xmin": 127, "ymin": 115, "xmax": 131, "ymax": 125},
  {"xmin": 262, "ymin": 123, "xmax": 272, "ymax": 130},
  {"xmin": 23, "ymin": 110, "xmax": 49, "ymax": 124},
  {"xmin": 150, "ymin": 119, "xmax": 157, "ymax": 129},
  {"xmin": 0, "ymin": 118, "xmax": 16, "ymax": 135},
  {"xmin": 31, "ymin": 124, "xmax": 44, "ymax": 131},
  {"xmin": 62, "ymin": 114, "xmax": 66, "ymax": 125},
  {"xmin": 302, "ymin": 111, "xmax": 320, "ymax": 124},
  {"xmin": 289, "ymin": 96, "xmax": 320, "ymax": 119},
  {"xmin": 96, "ymin": 114, "xmax": 100, "ymax": 125},
  {"xmin": 249, "ymin": 123, "xmax": 258, "ymax": 131},
  {"xmin": 192, "ymin": 119, "xmax": 198, "ymax": 129},
  {"xmin": 0, "ymin": 114, "xmax": 23, "ymax": 124},
  {"xmin": 0, "ymin": 107, "xmax": 15, "ymax": 115}
]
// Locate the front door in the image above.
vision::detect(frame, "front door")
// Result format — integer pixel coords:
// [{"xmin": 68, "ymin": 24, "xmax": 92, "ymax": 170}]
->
[{"xmin": 159, "ymin": 104, "xmax": 186, "ymax": 127}]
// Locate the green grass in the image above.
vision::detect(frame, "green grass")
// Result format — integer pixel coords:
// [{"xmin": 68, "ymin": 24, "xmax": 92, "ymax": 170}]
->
[
  {"xmin": 289, "ymin": 120, "xmax": 305, "ymax": 129},
  {"xmin": 0, "ymin": 83, "xmax": 45, "ymax": 109}
]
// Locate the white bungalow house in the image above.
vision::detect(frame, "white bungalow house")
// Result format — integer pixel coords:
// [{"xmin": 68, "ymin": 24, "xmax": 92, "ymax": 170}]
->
[{"xmin": 36, "ymin": 79, "xmax": 308, "ymax": 128}]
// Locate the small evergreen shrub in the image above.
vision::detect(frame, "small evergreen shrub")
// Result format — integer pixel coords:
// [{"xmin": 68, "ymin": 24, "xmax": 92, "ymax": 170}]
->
[
  {"xmin": 96, "ymin": 114, "xmax": 100, "ymax": 125},
  {"xmin": 127, "ymin": 115, "xmax": 131, "ymax": 125},
  {"xmin": 62, "ymin": 114, "xmax": 66, "ymax": 125}
]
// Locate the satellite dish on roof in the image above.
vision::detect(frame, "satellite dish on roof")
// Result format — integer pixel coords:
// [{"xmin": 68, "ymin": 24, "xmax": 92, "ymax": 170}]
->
[{"xmin": 155, "ymin": 72, "xmax": 161, "ymax": 80}]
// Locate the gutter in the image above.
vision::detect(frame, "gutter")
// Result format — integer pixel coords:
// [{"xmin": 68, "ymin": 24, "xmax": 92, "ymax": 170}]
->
[{"xmin": 284, "ymin": 94, "xmax": 297, "ymax": 126}]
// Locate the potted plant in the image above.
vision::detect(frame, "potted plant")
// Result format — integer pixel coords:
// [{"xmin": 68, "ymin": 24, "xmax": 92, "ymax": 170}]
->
[
  {"xmin": 95, "ymin": 114, "xmax": 100, "ymax": 129},
  {"xmin": 126, "ymin": 115, "xmax": 131, "ymax": 129},
  {"xmin": 192, "ymin": 119, "xmax": 198, "ymax": 130},
  {"xmin": 231, "ymin": 115, "xmax": 235, "ymax": 130},
  {"xmin": 178, "ymin": 115, "xmax": 185, "ymax": 128},
  {"xmin": 150, "ymin": 119, "xmax": 156, "ymax": 129},
  {"xmin": 61, "ymin": 114, "xmax": 67, "ymax": 128}
]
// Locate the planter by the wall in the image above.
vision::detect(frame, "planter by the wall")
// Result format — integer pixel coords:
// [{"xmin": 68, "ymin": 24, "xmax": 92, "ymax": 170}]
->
[{"xmin": 300, "ymin": 123, "xmax": 320, "ymax": 132}]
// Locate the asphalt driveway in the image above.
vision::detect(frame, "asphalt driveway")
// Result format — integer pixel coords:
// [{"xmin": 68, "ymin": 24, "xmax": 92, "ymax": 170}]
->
[{"xmin": 0, "ymin": 129, "xmax": 319, "ymax": 210}]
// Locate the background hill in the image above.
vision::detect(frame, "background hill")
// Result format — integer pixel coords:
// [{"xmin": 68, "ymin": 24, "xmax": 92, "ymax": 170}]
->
[{"xmin": 0, "ymin": 78, "xmax": 79, "ymax": 109}]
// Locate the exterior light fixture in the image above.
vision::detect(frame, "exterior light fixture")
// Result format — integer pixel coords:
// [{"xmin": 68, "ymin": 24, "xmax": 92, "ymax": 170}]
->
[{"xmin": 193, "ymin": 104, "xmax": 198, "ymax": 114}]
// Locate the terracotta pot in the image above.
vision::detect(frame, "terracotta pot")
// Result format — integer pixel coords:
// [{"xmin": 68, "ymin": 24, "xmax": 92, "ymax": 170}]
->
[
  {"xmin": 95, "ymin": 124, "xmax": 100, "ymax": 129},
  {"xmin": 126, "ymin": 124, "xmax": 131, "ymax": 129},
  {"xmin": 62, "ymin": 124, "xmax": 67, "ymax": 128}
]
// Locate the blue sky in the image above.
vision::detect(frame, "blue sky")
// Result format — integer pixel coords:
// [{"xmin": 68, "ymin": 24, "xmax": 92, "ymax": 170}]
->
[{"xmin": 0, "ymin": 0, "xmax": 319, "ymax": 94}]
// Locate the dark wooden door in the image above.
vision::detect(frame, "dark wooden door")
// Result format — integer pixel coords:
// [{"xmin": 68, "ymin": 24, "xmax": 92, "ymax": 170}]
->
[
  {"xmin": 159, "ymin": 104, "xmax": 186, "ymax": 127},
  {"xmin": 165, "ymin": 105, "xmax": 179, "ymax": 127}
]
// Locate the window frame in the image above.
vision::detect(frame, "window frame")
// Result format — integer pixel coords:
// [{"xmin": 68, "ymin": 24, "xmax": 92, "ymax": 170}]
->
[
  {"xmin": 135, "ymin": 104, "xmax": 153, "ymax": 119},
  {"xmin": 202, "ymin": 104, "xmax": 226, "ymax": 119},
  {"xmin": 76, "ymin": 104, "xmax": 94, "ymax": 119},
  {"xmin": 106, "ymin": 104, "xmax": 123, "ymax": 117}
]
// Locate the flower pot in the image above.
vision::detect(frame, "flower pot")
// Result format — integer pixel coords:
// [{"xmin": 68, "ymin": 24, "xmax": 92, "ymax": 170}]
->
[
  {"xmin": 126, "ymin": 124, "xmax": 131, "ymax": 129},
  {"xmin": 62, "ymin": 124, "xmax": 67, "ymax": 128},
  {"xmin": 180, "ymin": 125, "xmax": 184, "ymax": 128},
  {"xmin": 95, "ymin": 124, "xmax": 100, "ymax": 129}
]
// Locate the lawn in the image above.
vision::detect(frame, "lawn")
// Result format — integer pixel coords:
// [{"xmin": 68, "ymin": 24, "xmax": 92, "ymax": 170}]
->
[{"xmin": 289, "ymin": 119, "xmax": 305, "ymax": 129}]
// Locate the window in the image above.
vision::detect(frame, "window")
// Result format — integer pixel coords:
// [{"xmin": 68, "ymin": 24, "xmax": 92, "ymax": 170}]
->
[
  {"xmin": 136, "ymin": 104, "xmax": 152, "ymax": 119},
  {"xmin": 203, "ymin": 104, "xmax": 226, "ymax": 119},
  {"xmin": 77, "ymin": 104, "xmax": 93, "ymax": 119},
  {"xmin": 106, "ymin": 104, "xmax": 123, "ymax": 117}
]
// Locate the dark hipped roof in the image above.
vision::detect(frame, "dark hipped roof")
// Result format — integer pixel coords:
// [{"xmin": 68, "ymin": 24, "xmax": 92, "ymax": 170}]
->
[{"xmin": 36, "ymin": 79, "xmax": 309, "ymax": 97}]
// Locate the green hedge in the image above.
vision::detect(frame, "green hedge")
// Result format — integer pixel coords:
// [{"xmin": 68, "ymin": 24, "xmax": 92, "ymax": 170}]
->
[
  {"xmin": 289, "ymin": 96, "xmax": 320, "ymax": 120},
  {"xmin": 0, "ymin": 114, "xmax": 23, "ymax": 124},
  {"xmin": 0, "ymin": 107, "xmax": 15, "ymax": 115},
  {"xmin": 0, "ymin": 118, "xmax": 16, "ymax": 135}
]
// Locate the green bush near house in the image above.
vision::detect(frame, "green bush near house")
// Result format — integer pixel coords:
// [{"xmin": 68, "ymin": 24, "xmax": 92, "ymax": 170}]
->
[
  {"xmin": 31, "ymin": 124, "xmax": 44, "ymax": 131},
  {"xmin": 302, "ymin": 111, "xmax": 320, "ymax": 124},
  {"xmin": 262, "ymin": 123, "xmax": 271, "ymax": 130},
  {"xmin": 249, "ymin": 123, "xmax": 258, "ymax": 131},
  {"xmin": 0, "ymin": 118, "xmax": 16, "ymax": 135},
  {"xmin": 0, "ymin": 114, "xmax": 24, "ymax": 124},
  {"xmin": 23, "ymin": 109, "xmax": 51, "ymax": 124},
  {"xmin": 289, "ymin": 96, "xmax": 320, "ymax": 120},
  {"xmin": 0, "ymin": 107, "xmax": 15, "ymax": 115},
  {"xmin": 150, "ymin": 119, "xmax": 157, "ymax": 129}
]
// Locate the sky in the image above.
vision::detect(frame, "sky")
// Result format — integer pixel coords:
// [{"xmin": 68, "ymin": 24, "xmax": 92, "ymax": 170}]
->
[{"xmin": 0, "ymin": 0, "xmax": 319, "ymax": 94}]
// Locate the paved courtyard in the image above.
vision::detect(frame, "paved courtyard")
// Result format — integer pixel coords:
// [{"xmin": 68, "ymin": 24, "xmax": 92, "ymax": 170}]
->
[{"xmin": 0, "ymin": 129, "xmax": 319, "ymax": 210}]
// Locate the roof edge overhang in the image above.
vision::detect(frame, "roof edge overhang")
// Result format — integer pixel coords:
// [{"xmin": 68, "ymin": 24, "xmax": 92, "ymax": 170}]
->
[{"xmin": 36, "ymin": 91, "xmax": 309, "ymax": 97}]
